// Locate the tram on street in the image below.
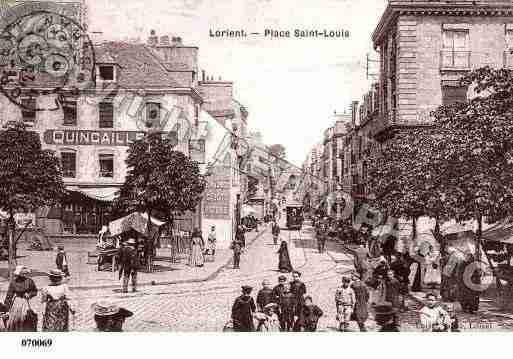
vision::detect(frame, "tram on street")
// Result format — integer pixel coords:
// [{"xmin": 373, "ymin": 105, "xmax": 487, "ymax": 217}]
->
[{"xmin": 285, "ymin": 202, "xmax": 303, "ymax": 230}]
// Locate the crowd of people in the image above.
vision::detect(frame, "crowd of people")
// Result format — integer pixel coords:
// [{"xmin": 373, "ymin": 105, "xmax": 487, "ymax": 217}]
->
[
  {"xmin": 231, "ymin": 271, "xmax": 323, "ymax": 332},
  {"xmin": 310, "ymin": 213, "xmax": 479, "ymax": 332},
  {"xmin": 0, "ymin": 264, "xmax": 134, "ymax": 332}
]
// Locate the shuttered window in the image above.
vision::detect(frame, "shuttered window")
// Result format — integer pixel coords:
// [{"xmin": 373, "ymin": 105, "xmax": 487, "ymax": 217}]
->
[
  {"xmin": 61, "ymin": 152, "xmax": 76, "ymax": 178},
  {"xmin": 442, "ymin": 86, "xmax": 468, "ymax": 106},
  {"xmin": 99, "ymin": 154, "xmax": 114, "ymax": 178},
  {"xmin": 99, "ymin": 102, "xmax": 114, "ymax": 128},
  {"xmin": 63, "ymin": 100, "xmax": 77, "ymax": 126}
]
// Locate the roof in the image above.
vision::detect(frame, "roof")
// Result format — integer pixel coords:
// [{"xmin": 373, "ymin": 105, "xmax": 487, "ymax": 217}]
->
[
  {"xmin": 94, "ymin": 42, "xmax": 184, "ymax": 88},
  {"xmin": 372, "ymin": 0, "xmax": 513, "ymax": 47}
]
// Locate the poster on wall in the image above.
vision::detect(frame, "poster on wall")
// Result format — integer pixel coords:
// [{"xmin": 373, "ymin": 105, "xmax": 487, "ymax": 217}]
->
[{"xmin": 203, "ymin": 166, "xmax": 231, "ymax": 219}]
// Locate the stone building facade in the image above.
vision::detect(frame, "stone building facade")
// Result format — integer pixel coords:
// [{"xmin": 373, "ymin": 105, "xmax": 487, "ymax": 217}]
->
[{"xmin": 371, "ymin": 0, "xmax": 513, "ymax": 140}]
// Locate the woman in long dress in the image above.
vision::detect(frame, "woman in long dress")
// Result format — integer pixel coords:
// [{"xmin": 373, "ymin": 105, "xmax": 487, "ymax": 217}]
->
[
  {"xmin": 188, "ymin": 228, "xmax": 205, "ymax": 267},
  {"xmin": 41, "ymin": 269, "xmax": 74, "ymax": 331},
  {"xmin": 4, "ymin": 265, "xmax": 38, "ymax": 331},
  {"xmin": 277, "ymin": 240, "xmax": 293, "ymax": 273}
]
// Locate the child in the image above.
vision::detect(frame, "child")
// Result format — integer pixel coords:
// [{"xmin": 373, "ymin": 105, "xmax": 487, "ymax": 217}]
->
[
  {"xmin": 298, "ymin": 296, "xmax": 323, "ymax": 332},
  {"xmin": 260, "ymin": 303, "xmax": 280, "ymax": 332},
  {"xmin": 256, "ymin": 279, "xmax": 275, "ymax": 312}
]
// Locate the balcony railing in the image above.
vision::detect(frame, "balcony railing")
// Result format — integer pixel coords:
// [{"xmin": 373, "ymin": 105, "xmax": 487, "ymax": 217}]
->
[{"xmin": 440, "ymin": 50, "xmax": 471, "ymax": 70}]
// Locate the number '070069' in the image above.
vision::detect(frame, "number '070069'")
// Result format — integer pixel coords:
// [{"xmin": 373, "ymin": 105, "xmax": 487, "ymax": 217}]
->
[{"xmin": 20, "ymin": 338, "xmax": 53, "ymax": 348}]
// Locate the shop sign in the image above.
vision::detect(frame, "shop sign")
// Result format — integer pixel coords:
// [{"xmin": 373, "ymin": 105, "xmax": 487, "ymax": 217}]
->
[
  {"xmin": 43, "ymin": 129, "xmax": 172, "ymax": 146},
  {"xmin": 203, "ymin": 166, "xmax": 231, "ymax": 219}
]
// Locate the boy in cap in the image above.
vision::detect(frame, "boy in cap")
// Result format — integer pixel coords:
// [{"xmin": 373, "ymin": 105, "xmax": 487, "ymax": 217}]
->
[
  {"xmin": 231, "ymin": 285, "xmax": 256, "ymax": 332},
  {"xmin": 256, "ymin": 279, "xmax": 275, "ymax": 312},
  {"xmin": 335, "ymin": 276, "xmax": 355, "ymax": 331},
  {"xmin": 55, "ymin": 245, "xmax": 70, "ymax": 277}
]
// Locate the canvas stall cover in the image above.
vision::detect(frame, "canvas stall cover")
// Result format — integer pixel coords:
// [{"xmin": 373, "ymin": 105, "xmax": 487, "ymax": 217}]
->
[{"xmin": 109, "ymin": 212, "xmax": 165, "ymax": 238}]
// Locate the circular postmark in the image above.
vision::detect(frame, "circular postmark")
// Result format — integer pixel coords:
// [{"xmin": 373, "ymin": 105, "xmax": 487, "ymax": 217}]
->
[{"xmin": 0, "ymin": 9, "xmax": 95, "ymax": 111}]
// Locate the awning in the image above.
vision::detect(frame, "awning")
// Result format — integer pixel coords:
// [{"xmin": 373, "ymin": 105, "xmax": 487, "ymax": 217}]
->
[
  {"xmin": 67, "ymin": 187, "xmax": 118, "ymax": 202},
  {"xmin": 109, "ymin": 212, "xmax": 165, "ymax": 237},
  {"xmin": 483, "ymin": 218, "xmax": 513, "ymax": 244}
]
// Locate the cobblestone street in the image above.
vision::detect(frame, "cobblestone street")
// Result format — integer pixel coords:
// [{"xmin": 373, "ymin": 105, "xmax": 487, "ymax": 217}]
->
[{"xmin": 7, "ymin": 223, "xmax": 513, "ymax": 332}]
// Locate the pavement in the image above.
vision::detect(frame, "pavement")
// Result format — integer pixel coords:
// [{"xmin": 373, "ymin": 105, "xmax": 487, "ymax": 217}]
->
[
  {"xmin": 0, "ymin": 228, "xmax": 264, "ymax": 292},
  {"xmin": 3, "ymin": 221, "xmax": 513, "ymax": 331}
]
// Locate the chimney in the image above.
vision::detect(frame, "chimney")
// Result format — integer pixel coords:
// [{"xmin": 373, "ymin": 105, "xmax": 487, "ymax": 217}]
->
[
  {"xmin": 147, "ymin": 30, "xmax": 158, "ymax": 47},
  {"xmin": 160, "ymin": 35, "xmax": 170, "ymax": 46}
]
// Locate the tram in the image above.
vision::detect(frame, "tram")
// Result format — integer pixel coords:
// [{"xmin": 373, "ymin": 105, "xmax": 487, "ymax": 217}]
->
[{"xmin": 285, "ymin": 201, "xmax": 303, "ymax": 230}]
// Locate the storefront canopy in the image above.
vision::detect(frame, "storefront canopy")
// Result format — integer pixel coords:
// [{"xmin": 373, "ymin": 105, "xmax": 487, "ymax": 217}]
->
[
  {"xmin": 109, "ymin": 212, "xmax": 165, "ymax": 237},
  {"xmin": 67, "ymin": 187, "xmax": 118, "ymax": 202},
  {"xmin": 483, "ymin": 218, "xmax": 513, "ymax": 244}
]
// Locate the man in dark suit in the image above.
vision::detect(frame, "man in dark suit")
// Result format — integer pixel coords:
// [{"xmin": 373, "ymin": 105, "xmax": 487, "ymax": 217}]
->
[
  {"xmin": 278, "ymin": 281, "xmax": 297, "ymax": 331},
  {"xmin": 55, "ymin": 245, "xmax": 70, "ymax": 277},
  {"xmin": 290, "ymin": 270, "xmax": 307, "ymax": 331},
  {"xmin": 118, "ymin": 238, "xmax": 139, "ymax": 293}
]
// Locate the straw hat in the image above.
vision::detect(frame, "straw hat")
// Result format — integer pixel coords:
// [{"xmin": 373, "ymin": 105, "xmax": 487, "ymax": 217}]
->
[
  {"xmin": 264, "ymin": 302, "xmax": 278, "ymax": 311},
  {"xmin": 127, "ymin": 238, "xmax": 136, "ymax": 245},
  {"xmin": 91, "ymin": 300, "xmax": 133, "ymax": 318},
  {"xmin": 14, "ymin": 265, "xmax": 28, "ymax": 276},
  {"xmin": 47, "ymin": 269, "xmax": 64, "ymax": 279}
]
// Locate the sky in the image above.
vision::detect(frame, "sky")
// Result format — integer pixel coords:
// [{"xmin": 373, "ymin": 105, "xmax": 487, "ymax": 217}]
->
[{"xmin": 86, "ymin": 0, "xmax": 387, "ymax": 166}]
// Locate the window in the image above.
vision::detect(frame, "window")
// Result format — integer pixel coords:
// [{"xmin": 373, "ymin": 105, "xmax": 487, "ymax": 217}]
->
[
  {"xmin": 62, "ymin": 100, "xmax": 77, "ymax": 126},
  {"xmin": 99, "ymin": 154, "xmax": 114, "ymax": 178},
  {"xmin": 61, "ymin": 152, "xmax": 76, "ymax": 178},
  {"xmin": 99, "ymin": 102, "xmax": 113, "ymax": 128},
  {"xmin": 194, "ymin": 104, "xmax": 199, "ymax": 126},
  {"xmin": 21, "ymin": 98, "xmax": 36, "ymax": 123},
  {"xmin": 146, "ymin": 102, "xmax": 160, "ymax": 127},
  {"xmin": 505, "ymin": 26, "xmax": 513, "ymax": 68},
  {"xmin": 98, "ymin": 65, "xmax": 114, "ymax": 81},
  {"xmin": 441, "ymin": 29, "xmax": 470, "ymax": 68},
  {"xmin": 507, "ymin": 28, "xmax": 513, "ymax": 49},
  {"xmin": 442, "ymin": 86, "xmax": 468, "ymax": 106}
]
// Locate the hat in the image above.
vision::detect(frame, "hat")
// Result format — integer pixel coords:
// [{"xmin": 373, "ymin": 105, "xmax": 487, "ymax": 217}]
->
[
  {"xmin": 47, "ymin": 269, "xmax": 64, "ymax": 278},
  {"xmin": 57, "ymin": 245, "xmax": 64, "ymax": 250},
  {"xmin": 14, "ymin": 265, "xmax": 28, "ymax": 276},
  {"xmin": 127, "ymin": 238, "xmax": 136, "ymax": 245},
  {"xmin": 91, "ymin": 301, "xmax": 133, "ymax": 318},
  {"xmin": 278, "ymin": 275, "xmax": 287, "ymax": 282},
  {"xmin": 262, "ymin": 279, "xmax": 271, "ymax": 286},
  {"xmin": 241, "ymin": 285, "xmax": 253, "ymax": 294},
  {"xmin": 264, "ymin": 302, "xmax": 278, "ymax": 311}
]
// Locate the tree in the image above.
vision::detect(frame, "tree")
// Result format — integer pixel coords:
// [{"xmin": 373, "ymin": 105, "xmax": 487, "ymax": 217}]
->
[
  {"xmin": 113, "ymin": 132, "xmax": 206, "ymax": 269},
  {"xmin": 267, "ymin": 144, "xmax": 287, "ymax": 159},
  {"xmin": 0, "ymin": 123, "xmax": 65, "ymax": 280},
  {"xmin": 428, "ymin": 67, "xmax": 513, "ymax": 258}
]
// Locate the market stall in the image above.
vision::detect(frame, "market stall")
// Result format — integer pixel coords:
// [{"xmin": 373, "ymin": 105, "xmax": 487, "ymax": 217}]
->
[
  {"xmin": 108, "ymin": 212, "xmax": 166, "ymax": 272},
  {"xmin": 482, "ymin": 218, "xmax": 513, "ymax": 310}
]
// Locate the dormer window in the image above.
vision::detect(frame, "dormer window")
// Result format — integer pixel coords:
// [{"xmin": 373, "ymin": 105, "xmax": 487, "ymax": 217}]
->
[{"xmin": 98, "ymin": 65, "xmax": 115, "ymax": 82}]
